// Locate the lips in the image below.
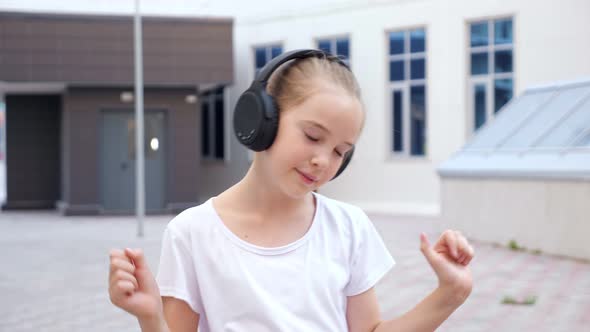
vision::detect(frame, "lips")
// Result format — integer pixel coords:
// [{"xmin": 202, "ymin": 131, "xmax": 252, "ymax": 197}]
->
[{"xmin": 296, "ymin": 169, "xmax": 318, "ymax": 184}]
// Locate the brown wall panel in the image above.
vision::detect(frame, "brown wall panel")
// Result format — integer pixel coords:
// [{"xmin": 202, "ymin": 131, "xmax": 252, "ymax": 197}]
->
[
  {"xmin": 0, "ymin": 12, "xmax": 233, "ymax": 85},
  {"xmin": 62, "ymin": 87, "xmax": 200, "ymax": 214}
]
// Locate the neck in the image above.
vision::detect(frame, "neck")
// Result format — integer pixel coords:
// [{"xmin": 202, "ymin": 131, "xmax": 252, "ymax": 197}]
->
[{"xmin": 232, "ymin": 158, "xmax": 313, "ymax": 219}]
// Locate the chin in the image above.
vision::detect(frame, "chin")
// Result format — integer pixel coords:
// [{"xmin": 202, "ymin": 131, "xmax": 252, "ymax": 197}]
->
[
  {"xmin": 281, "ymin": 180, "xmax": 315, "ymax": 199},
  {"xmin": 284, "ymin": 187, "xmax": 312, "ymax": 199}
]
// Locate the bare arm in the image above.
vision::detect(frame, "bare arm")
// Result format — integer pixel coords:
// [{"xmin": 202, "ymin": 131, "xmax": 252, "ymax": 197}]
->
[
  {"xmin": 347, "ymin": 285, "xmax": 469, "ymax": 332},
  {"xmin": 346, "ymin": 231, "xmax": 474, "ymax": 332},
  {"xmin": 138, "ymin": 297, "xmax": 199, "ymax": 332},
  {"xmin": 373, "ymin": 285, "xmax": 468, "ymax": 332}
]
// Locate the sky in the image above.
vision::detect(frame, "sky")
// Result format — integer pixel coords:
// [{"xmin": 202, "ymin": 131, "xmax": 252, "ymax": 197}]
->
[{"xmin": 0, "ymin": 0, "xmax": 390, "ymax": 20}]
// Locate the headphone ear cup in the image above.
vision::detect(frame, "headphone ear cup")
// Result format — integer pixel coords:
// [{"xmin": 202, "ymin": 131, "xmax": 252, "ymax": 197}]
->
[
  {"xmin": 233, "ymin": 87, "xmax": 280, "ymax": 152},
  {"xmin": 331, "ymin": 146, "xmax": 354, "ymax": 180},
  {"xmin": 249, "ymin": 91, "xmax": 279, "ymax": 151}
]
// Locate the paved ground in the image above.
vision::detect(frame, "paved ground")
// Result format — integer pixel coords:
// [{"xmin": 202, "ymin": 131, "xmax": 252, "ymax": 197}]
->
[{"xmin": 0, "ymin": 210, "xmax": 589, "ymax": 331}]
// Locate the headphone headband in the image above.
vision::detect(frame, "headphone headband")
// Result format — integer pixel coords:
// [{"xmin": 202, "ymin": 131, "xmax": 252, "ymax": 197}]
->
[{"xmin": 255, "ymin": 49, "xmax": 350, "ymax": 85}]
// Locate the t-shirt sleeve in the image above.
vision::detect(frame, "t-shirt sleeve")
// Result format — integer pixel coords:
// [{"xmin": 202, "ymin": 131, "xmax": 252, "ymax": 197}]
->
[
  {"xmin": 344, "ymin": 209, "xmax": 395, "ymax": 297},
  {"xmin": 155, "ymin": 224, "xmax": 202, "ymax": 314}
]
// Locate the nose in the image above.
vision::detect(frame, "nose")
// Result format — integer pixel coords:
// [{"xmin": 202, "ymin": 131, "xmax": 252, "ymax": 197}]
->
[{"xmin": 310, "ymin": 150, "xmax": 330, "ymax": 170}]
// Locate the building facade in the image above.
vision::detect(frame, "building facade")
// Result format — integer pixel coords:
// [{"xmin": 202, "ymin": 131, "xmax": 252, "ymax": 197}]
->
[
  {"xmin": 2, "ymin": 0, "xmax": 590, "ymax": 217},
  {"xmin": 0, "ymin": 11, "xmax": 233, "ymax": 214},
  {"xmin": 225, "ymin": 0, "xmax": 590, "ymax": 216}
]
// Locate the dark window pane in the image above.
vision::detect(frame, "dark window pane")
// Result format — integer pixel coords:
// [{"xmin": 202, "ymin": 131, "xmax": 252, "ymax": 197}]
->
[
  {"xmin": 255, "ymin": 48, "xmax": 266, "ymax": 69},
  {"xmin": 410, "ymin": 86, "xmax": 426, "ymax": 155},
  {"xmin": 336, "ymin": 38, "xmax": 349, "ymax": 59},
  {"xmin": 393, "ymin": 91, "xmax": 403, "ymax": 152},
  {"xmin": 214, "ymin": 98, "xmax": 224, "ymax": 159},
  {"xmin": 390, "ymin": 60, "xmax": 404, "ymax": 81},
  {"xmin": 410, "ymin": 29, "xmax": 425, "ymax": 53},
  {"xmin": 389, "ymin": 31, "xmax": 405, "ymax": 55},
  {"xmin": 494, "ymin": 78, "xmax": 513, "ymax": 113},
  {"xmin": 471, "ymin": 52, "xmax": 488, "ymax": 75},
  {"xmin": 201, "ymin": 101, "xmax": 210, "ymax": 157},
  {"xmin": 470, "ymin": 22, "xmax": 489, "ymax": 47},
  {"xmin": 271, "ymin": 46, "xmax": 282, "ymax": 59},
  {"xmin": 495, "ymin": 50, "xmax": 513, "ymax": 73},
  {"xmin": 318, "ymin": 40, "xmax": 331, "ymax": 53},
  {"xmin": 474, "ymin": 84, "xmax": 486, "ymax": 129},
  {"xmin": 410, "ymin": 58, "xmax": 425, "ymax": 79},
  {"xmin": 494, "ymin": 19, "xmax": 513, "ymax": 45}
]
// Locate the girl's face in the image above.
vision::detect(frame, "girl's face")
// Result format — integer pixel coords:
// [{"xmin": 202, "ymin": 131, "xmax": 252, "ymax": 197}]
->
[{"xmin": 261, "ymin": 81, "xmax": 364, "ymax": 198}]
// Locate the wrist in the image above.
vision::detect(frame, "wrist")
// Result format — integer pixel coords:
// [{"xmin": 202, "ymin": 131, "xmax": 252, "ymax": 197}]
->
[
  {"xmin": 436, "ymin": 282, "xmax": 471, "ymax": 307},
  {"xmin": 138, "ymin": 312, "xmax": 167, "ymax": 332}
]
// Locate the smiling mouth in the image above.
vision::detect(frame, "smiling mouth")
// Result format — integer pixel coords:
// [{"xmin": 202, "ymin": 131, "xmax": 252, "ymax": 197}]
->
[{"xmin": 296, "ymin": 169, "xmax": 318, "ymax": 184}]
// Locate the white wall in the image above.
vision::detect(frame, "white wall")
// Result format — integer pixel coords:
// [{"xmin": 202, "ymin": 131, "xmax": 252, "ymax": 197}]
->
[
  {"xmin": 230, "ymin": 0, "xmax": 590, "ymax": 215},
  {"xmin": 441, "ymin": 177, "xmax": 590, "ymax": 261}
]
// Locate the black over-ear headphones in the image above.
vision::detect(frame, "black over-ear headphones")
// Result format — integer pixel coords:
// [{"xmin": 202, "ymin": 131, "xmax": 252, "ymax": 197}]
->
[{"xmin": 233, "ymin": 49, "xmax": 355, "ymax": 180}]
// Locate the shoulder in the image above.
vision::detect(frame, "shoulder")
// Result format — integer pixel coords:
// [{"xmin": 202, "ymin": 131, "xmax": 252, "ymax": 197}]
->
[
  {"xmin": 164, "ymin": 199, "xmax": 217, "ymax": 240},
  {"xmin": 315, "ymin": 192, "xmax": 372, "ymax": 231},
  {"xmin": 314, "ymin": 193, "xmax": 388, "ymax": 263},
  {"xmin": 315, "ymin": 194, "xmax": 368, "ymax": 222}
]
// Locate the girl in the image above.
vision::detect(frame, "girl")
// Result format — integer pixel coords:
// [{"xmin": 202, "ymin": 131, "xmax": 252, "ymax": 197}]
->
[{"xmin": 108, "ymin": 50, "xmax": 474, "ymax": 332}]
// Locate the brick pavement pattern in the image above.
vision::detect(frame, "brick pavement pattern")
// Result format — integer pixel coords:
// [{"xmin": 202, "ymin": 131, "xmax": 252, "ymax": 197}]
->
[{"xmin": 1, "ymin": 211, "xmax": 589, "ymax": 331}]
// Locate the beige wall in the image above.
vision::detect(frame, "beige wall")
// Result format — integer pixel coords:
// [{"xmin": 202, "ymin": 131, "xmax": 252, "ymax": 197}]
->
[
  {"xmin": 230, "ymin": 0, "xmax": 590, "ymax": 216},
  {"xmin": 441, "ymin": 177, "xmax": 590, "ymax": 260}
]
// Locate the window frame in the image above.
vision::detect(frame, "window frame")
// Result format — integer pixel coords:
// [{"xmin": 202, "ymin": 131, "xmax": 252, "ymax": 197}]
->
[
  {"xmin": 386, "ymin": 27, "xmax": 428, "ymax": 158},
  {"xmin": 467, "ymin": 16, "xmax": 515, "ymax": 134}
]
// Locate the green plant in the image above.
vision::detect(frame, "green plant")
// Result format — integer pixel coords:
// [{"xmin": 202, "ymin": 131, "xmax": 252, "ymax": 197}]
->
[
  {"xmin": 501, "ymin": 295, "xmax": 537, "ymax": 305},
  {"xmin": 508, "ymin": 239, "xmax": 525, "ymax": 251},
  {"xmin": 502, "ymin": 295, "xmax": 517, "ymax": 304}
]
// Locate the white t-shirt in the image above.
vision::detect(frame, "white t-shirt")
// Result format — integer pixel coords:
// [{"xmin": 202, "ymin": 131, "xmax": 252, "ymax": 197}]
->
[{"xmin": 156, "ymin": 192, "xmax": 395, "ymax": 332}]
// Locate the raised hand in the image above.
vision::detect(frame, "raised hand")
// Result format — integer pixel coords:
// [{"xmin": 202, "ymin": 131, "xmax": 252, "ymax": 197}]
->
[
  {"xmin": 108, "ymin": 248, "xmax": 163, "ymax": 320},
  {"xmin": 420, "ymin": 230, "xmax": 474, "ymax": 303}
]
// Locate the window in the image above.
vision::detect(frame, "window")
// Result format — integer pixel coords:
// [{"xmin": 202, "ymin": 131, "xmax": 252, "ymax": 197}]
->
[
  {"xmin": 388, "ymin": 28, "xmax": 427, "ymax": 156},
  {"xmin": 200, "ymin": 86, "xmax": 225, "ymax": 160},
  {"xmin": 254, "ymin": 44, "xmax": 283, "ymax": 76},
  {"xmin": 469, "ymin": 18, "xmax": 514, "ymax": 131},
  {"xmin": 317, "ymin": 37, "xmax": 350, "ymax": 66}
]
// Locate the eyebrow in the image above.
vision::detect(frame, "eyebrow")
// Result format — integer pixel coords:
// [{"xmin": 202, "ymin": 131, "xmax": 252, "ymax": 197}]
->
[{"xmin": 303, "ymin": 120, "xmax": 354, "ymax": 147}]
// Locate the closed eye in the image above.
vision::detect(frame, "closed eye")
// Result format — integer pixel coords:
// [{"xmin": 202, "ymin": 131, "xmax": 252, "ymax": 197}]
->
[
  {"xmin": 305, "ymin": 131, "xmax": 347, "ymax": 157},
  {"xmin": 305, "ymin": 133, "xmax": 319, "ymax": 142}
]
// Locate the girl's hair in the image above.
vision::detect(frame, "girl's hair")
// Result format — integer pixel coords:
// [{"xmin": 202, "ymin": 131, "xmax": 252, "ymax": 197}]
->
[{"xmin": 266, "ymin": 55, "xmax": 363, "ymax": 113}]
